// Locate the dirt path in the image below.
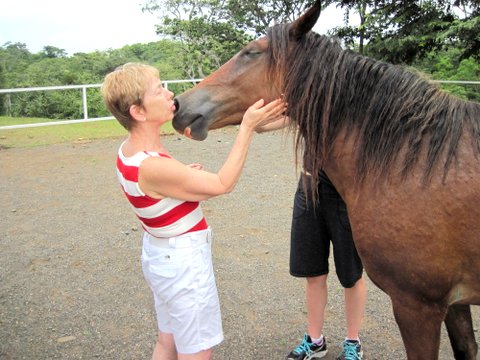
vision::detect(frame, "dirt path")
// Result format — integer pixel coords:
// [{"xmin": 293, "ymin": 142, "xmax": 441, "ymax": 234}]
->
[{"xmin": 1, "ymin": 127, "xmax": 477, "ymax": 359}]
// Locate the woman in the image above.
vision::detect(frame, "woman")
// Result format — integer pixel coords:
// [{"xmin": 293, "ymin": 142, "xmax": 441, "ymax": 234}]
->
[{"xmin": 101, "ymin": 63, "xmax": 286, "ymax": 360}]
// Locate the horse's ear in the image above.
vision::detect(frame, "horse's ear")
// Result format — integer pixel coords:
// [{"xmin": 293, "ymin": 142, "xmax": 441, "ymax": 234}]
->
[{"xmin": 289, "ymin": 0, "xmax": 321, "ymax": 40}]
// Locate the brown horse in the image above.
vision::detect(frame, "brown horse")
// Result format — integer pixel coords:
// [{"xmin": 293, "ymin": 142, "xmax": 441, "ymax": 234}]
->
[{"xmin": 172, "ymin": 1, "xmax": 480, "ymax": 359}]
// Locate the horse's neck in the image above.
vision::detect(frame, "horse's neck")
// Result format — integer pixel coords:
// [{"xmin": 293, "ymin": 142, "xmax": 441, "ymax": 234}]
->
[{"xmin": 322, "ymin": 128, "xmax": 358, "ymax": 201}]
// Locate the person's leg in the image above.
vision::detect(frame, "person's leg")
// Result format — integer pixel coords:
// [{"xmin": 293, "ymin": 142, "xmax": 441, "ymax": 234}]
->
[
  {"xmin": 152, "ymin": 331, "xmax": 214, "ymax": 360},
  {"xmin": 306, "ymin": 275, "xmax": 328, "ymax": 340},
  {"xmin": 173, "ymin": 235, "xmax": 223, "ymax": 359},
  {"xmin": 143, "ymin": 231, "xmax": 223, "ymax": 360},
  {"xmin": 287, "ymin": 176, "xmax": 330, "ymax": 359},
  {"xmin": 178, "ymin": 348, "xmax": 213, "ymax": 360},
  {"xmin": 323, "ymin": 177, "xmax": 366, "ymax": 359},
  {"xmin": 152, "ymin": 331, "xmax": 177, "ymax": 360},
  {"xmin": 344, "ymin": 276, "xmax": 367, "ymax": 340},
  {"xmin": 142, "ymin": 235, "xmax": 179, "ymax": 360},
  {"xmin": 290, "ymin": 176, "xmax": 330, "ymax": 342}
]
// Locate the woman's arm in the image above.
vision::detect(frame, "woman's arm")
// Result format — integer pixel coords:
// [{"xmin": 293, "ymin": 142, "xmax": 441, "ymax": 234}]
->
[{"xmin": 139, "ymin": 98, "xmax": 286, "ymax": 201}]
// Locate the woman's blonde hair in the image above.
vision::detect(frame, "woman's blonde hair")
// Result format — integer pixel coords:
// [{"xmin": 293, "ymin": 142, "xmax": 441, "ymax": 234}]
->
[{"xmin": 101, "ymin": 63, "xmax": 159, "ymax": 130}]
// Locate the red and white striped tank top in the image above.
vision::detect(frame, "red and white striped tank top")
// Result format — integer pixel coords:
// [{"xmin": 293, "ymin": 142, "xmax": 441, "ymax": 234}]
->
[{"xmin": 116, "ymin": 146, "xmax": 208, "ymax": 238}]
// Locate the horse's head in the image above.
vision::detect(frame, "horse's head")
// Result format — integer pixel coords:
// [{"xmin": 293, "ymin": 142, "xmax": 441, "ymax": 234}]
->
[{"xmin": 172, "ymin": 1, "xmax": 321, "ymax": 140}]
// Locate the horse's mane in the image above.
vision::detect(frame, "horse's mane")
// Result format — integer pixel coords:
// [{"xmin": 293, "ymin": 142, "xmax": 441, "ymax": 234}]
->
[{"xmin": 267, "ymin": 24, "xmax": 480, "ymax": 193}]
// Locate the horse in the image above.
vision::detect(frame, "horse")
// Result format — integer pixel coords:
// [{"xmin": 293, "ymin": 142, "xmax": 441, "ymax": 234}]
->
[{"xmin": 172, "ymin": 1, "xmax": 480, "ymax": 359}]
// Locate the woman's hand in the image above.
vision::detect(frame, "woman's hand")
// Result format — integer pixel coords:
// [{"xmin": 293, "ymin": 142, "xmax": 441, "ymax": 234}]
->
[
  {"xmin": 241, "ymin": 98, "xmax": 287, "ymax": 132},
  {"xmin": 255, "ymin": 116, "xmax": 291, "ymax": 133}
]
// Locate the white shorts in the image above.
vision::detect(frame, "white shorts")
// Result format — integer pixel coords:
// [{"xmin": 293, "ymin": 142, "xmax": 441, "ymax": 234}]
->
[{"xmin": 141, "ymin": 228, "xmax": 224, "ymax": 354}]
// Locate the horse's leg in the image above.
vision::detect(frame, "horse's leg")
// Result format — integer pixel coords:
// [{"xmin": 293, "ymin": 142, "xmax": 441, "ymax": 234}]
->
[
  {"xmin": 444, "ymin": 304, "xmax": 478, "ymax": 360},
  {"xmin": 391, "ymin": 298, "xmax": 445, "ymax": 360}
]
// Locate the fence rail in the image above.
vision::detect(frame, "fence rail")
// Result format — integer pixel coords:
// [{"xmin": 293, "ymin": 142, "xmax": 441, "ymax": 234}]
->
[
  {"xmin": 0, "ymin": 79, "xmax": 478, "ymax": 130},
  {"xmin": 0, "ymin": 79, "xmax": 203, "ymax": 130}
]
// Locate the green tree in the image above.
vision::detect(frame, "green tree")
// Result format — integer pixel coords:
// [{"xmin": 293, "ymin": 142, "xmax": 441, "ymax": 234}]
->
[
  {"xmin": 143, "ymin": 0, "xmax": 318, "ymax": 78},
  {"xmin": 0, "ymin": 40, "xmax": 189, "ymax": 119},
  {"xmin": 330, "ymin": 0, "xmax": 479, "ymax": 64},
  {"xmin": 39, "ymin": 46, "xmax": 68, "ymax": 59},
  {"xmin": 0, "ymin": 42, "xmax": 34, "ymax": 86},
  {"xmin": 414, "ymin": 48, "xmax": 480, "ymax": 101},
  {"xmin": 0, "ymin": 42, "xmax": 35, "ymax": 115},
  {"xmin": 225, "ymin": 0, "xmax": 318, "ymax": 35},
  {"xmin": 144, "ymin": 0, "xmax": 250, "ymax": 78}
]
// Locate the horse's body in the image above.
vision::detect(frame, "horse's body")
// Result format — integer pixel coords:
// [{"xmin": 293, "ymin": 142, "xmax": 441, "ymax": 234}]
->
[{"xmin": 172, "ymin": 2, "xmax": 480, "ymax": 359}]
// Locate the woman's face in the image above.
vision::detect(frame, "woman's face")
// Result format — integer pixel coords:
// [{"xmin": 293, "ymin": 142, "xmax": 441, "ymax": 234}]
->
[{"xmin": 142, "ymin": 76, "xmax": 176, "ymax": 124}]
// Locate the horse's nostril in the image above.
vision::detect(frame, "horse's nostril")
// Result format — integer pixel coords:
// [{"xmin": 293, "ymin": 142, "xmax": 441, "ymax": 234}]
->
[{"xmin": 174, "ymin": 98, "xmax": 179, "ymax": 112}]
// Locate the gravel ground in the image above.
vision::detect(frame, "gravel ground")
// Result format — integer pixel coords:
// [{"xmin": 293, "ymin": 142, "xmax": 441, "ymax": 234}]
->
[{"xmin": 1, "ymin": 127, "xmax": 478, "ymax": 359}]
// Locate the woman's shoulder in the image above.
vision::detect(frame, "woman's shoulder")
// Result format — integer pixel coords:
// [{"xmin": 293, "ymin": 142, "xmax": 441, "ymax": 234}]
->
[{"xmin": 119, "ymin": 142, "xmax": 172, "ymax": 164}]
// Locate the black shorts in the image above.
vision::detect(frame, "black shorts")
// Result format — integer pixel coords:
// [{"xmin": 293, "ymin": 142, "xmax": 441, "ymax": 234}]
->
[{"xmin": 289, "ymin": 173, "xmax": 363, "ymax": 288}]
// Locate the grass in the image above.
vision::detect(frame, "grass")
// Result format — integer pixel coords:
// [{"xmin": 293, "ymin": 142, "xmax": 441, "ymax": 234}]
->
[{"xmin": 0, "ymin": 116, "xmax": 175, "ymax": 149}]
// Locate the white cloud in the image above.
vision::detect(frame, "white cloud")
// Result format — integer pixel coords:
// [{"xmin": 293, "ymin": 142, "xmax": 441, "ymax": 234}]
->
[{"xmin": 0, "ymin": 0, "xmax": 161, "ymax": 55}]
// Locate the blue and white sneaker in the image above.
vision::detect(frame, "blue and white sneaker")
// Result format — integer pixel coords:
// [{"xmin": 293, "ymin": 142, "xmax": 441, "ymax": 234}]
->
[
  {"xmin": 336, "ymin": 339, "xmax": 363, "ymax": 360},
  {"xmin": 286, "ymin": 333, "xmax": 328, "ymax": 360}
]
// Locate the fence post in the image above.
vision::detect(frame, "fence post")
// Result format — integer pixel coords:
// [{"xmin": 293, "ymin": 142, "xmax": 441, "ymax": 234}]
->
[{"xmin": 82, "ymin": 86, "xmax": 88, "ymax": 120}]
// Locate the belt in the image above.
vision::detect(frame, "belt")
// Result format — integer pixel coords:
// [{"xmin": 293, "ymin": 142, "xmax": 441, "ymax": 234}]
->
[{"xmin": 147, "ymin": 228, "xmax": 212, "ymax": 249}]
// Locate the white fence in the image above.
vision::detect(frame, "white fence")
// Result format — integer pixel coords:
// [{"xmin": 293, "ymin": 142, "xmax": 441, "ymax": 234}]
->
[
  {"xmin": 0, "ymin": 79, "xmax": 203, "ymax": 130},
  {"xmin": 0, "ymin": 79, "xmax": 478, "ymax": 130}
]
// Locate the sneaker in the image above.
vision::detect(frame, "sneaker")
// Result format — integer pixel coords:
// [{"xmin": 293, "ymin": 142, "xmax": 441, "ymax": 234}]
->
[
  {"xmin": 336, "ymin": 340, "xmax": 363, "ymax": 360},
  {"xmin": 285, "ymin": 333, "xmax": 328, "ymax": 360}
]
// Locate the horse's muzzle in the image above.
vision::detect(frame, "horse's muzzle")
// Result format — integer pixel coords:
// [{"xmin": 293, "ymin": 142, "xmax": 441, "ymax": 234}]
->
[{"xmin": 173, "ymin": 98, "xmax": 180, "ymax": 113}]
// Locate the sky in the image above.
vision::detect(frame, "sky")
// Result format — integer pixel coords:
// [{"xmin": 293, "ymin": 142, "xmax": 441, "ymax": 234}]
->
[{"xmin": 0, "ymin": 0, "xmax": 347, "ymax": 56}]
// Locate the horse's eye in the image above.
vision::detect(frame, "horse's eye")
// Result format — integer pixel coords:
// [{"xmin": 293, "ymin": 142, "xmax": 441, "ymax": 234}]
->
[{"xmin": 244, "ymin": 50, "xmax": 261, "ymax": 57}]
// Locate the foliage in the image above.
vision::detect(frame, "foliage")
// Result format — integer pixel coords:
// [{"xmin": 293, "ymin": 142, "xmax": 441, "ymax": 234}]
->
[
  {"xmin": 0, "ymin": 40, "xmax": 187, "ymax": 119},
  {"xmin": 413, "ymin": 49, "xmax": 480, "ymax": 101},
  {"xmin": 225, "ymin": 0, "xmax": 318, "ymax": 35},
  {"xmin": 144, "ymin": 0, "xmax": 251, "ymax": 78},
  {"xmin": 143, "ymin": 0, "xmax": 316, "ymax": 78},
  {"xmin": 330, "ymin": 0, "xmax": 480, "ymax": 64},
  {"xmin": 162, "ymin": 16, "xmax": 251, "ymax": 77}
]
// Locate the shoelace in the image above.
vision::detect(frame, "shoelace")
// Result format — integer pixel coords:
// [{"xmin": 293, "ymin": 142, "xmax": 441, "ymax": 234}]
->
[
  {"xmin": 293, "ymin": 335, "xmax": 314, "ymax": 355},
  {"xmin": 342, "ymin": 342, "xmax": 361, "ymax": 360}
]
